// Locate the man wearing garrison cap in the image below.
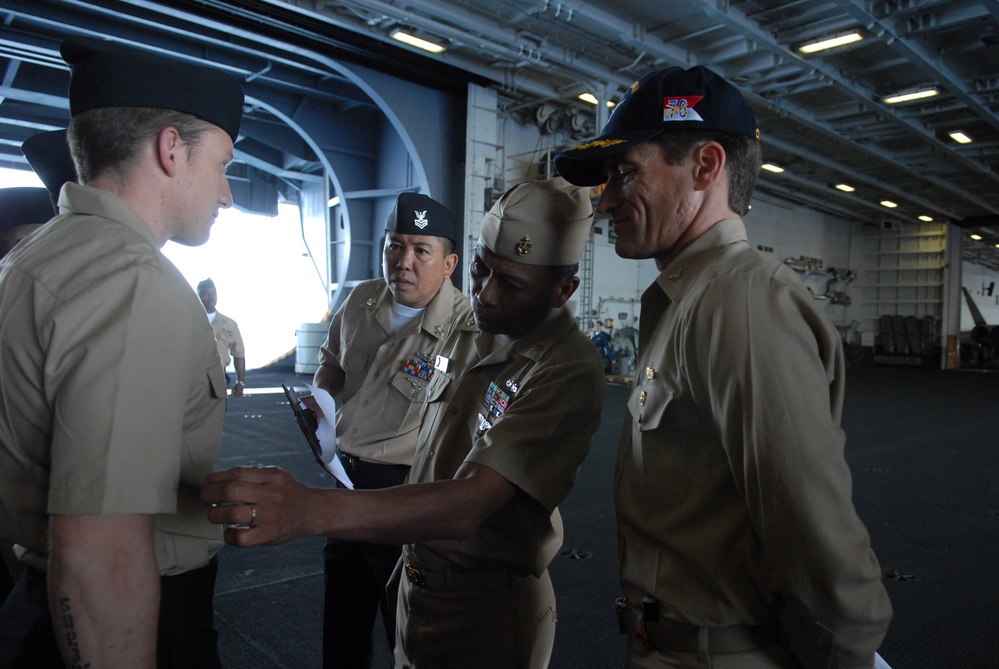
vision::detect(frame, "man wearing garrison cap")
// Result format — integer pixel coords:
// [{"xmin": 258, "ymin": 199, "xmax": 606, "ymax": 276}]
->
[
  {"xmin": 0, "ymin": 37, "xmax": 243, "ymax": 669},
  {"xmin": 310, "ymin": 192, "xmax": 468, "ymax": 669},
  {"xmin": 202, "ymin": 177, "xmax": 606, "ymax": 668},
  {"xmin": 555, "ymin": 66, "xmax": 892, "ymax": 668}
]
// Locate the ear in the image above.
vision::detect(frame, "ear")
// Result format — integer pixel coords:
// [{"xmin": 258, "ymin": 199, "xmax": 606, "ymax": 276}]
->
[
  {"xmin": 551, "ymin": 275, "xmax": 580, "ymax": 308},
  {"xmin": 442, "ymin": 253, "xmax": 459, "ymax": 279},
  {"xmin": 156, "ymin": 126, "xmax": 183, "ymax": 178},
  {"xmin": 691, "ymin": 141, "xmax": 726, "ymax": 191}
]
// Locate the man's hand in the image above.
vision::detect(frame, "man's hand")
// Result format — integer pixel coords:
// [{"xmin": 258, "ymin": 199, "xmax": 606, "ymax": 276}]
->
[
  {"xmin": 299, "ymin": 393, "xmax": 323, "ymax": 419},
  {"xmin": 201, "ymin": 466, "xmax": 316, "ymax": 546}
]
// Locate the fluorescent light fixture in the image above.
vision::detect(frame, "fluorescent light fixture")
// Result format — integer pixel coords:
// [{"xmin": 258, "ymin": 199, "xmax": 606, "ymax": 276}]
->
[
  {"xmin": 880, "ymin": 200, "xmax": 898, "ymax": 208},
  {"xmin": 835, "ymin": 183, "xmax": 855, "ymax": 192},
  {"xmin": 948, "ymin": 131, "xmax": 972, "ymax": 144},
  {"xmin": 883, "ymin": 88, "xmax": 938, "ymax": 104},
  {"xmin": 799, "ymin": 32, "xmax": 863, "ymax": 54},
  {"xmin": 918, "ymin": 215, "xmax": 933, "ymax": 222},
  {"xmin": 578, "ymin": 93, "xmax": 615, "ymax": 107},
  {"xmin": 761, "ymin": 163, "xmax": 784, "ymax": 173},
  {"xmin": 390, "ymin": 29, "xmax": 445, "ymax": 53},
  {"xmin": 970, "ymin": 233, "xmax": 983, "ymax": 241}
]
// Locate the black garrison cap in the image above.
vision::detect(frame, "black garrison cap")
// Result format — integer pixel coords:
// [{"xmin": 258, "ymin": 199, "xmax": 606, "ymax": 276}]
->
[
  {"xmin": 0, "ymin": 187, "xmax": 56, "ymax": 232},
  {"xmin": 21, "ymin": 130, "xmax": 76, "ymax": 196},
  {"xmin": 386, "ymin": 193, "xmax": 458, "ymax": 246},
  {"xmin": 61, "ymin": 37, "xmax": 244, "ymax": 143}
]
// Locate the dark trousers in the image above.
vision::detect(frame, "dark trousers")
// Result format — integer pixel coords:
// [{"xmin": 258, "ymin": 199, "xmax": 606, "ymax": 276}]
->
[
  {"xmin": 0, "ymin": 559, "xmax": 221, "ymax": 669},
  {"xmin": 323, "ymin": 455, "xmax": 410, "ymax": 669}
]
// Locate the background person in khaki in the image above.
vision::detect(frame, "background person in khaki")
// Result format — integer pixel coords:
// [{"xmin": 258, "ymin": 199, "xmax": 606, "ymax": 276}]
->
[
  {"xmin": 0, "ymin": 36, "xmax": 242, "ymax": 669},
  {"xmin": 198, "ymin": 278, "xmax": 247, "ymax": 397},
  {"xmin": 201, "ymin": 177, "xmax": 605, "ymax": 668},
  {"xmin": 311, "ymin": 192, "xmax": 467, "ymax": 669},
  {"xmin": 555, "ymin": 67, "xmax": 892, "ymax": 668}
]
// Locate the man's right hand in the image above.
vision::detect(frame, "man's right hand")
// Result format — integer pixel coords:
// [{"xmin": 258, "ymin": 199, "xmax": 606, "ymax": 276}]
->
[{"xmin": 201, "ymin": 466, "xmax": 319, "ymax": 547}]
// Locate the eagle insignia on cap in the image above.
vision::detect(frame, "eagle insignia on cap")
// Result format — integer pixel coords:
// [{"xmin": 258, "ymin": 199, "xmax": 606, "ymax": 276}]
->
[
  {"xmin": 516, "ymin": 235, "xmax": 533, "ymax": 256},
  {"xmin": 414, "ymin": 210, "xmax": 429, "ymax": 229}
]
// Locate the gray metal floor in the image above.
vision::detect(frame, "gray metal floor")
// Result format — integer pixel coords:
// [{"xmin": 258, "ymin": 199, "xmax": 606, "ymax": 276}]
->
[{"xmin": 213, "ymin": 365, "xmax": 999, "ymax": 668}]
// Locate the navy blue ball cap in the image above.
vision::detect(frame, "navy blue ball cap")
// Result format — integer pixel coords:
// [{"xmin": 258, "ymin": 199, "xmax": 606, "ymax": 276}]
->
[
  {"xmin": 0, "ymin": 187, "xmax": 55, "ymax": 232},
  {"xmin": 61, "ymin": 37, "xmax": 244, "ymax": 143},
  {"xmin": 386, "ymin": 193, "xmax": 458, "ymax": 247},
  {"xmin": 555, "ymin": 66, "xmax": 760, "ymax": 187},
  {"xmin": 22, "ymin": 130, "xmax": 76, "ymax": 196}
]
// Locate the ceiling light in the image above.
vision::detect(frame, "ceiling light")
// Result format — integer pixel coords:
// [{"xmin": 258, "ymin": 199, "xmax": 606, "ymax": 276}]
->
[
  {"xmin": 880, "ymin": 200, "xmax": 898, "ymax": 208},
  {"xmin": 577, "ymin": 93, "xmax": 614, "ymax": 107},
  {"xmin": 835, "ymin": 184, "xmax": 855, "ymax": 192},
  {"xmin": 761, "ymin": 163, "xmax": 784, "ymax": 173},
  {"xmin": 883, "ymin": 88, "xmax": 938, "ymax": 104},
  {"xmin": 799, "ymin": 32, "xmax": 863, "ymax": 54},
  {"xmin": 390, "ymin": 29, "xmax": 445, "ymax": 54},
  {"xmin": 948, "ymin": 131, "xmax": 972, "ymax": 144},
  {"xmin": 970, "ymin": 233, "xmax": 983, "ymax": 241},
  {"xmin": 918, "ymin": 215, "xmax": 933, "ymax": 222}
]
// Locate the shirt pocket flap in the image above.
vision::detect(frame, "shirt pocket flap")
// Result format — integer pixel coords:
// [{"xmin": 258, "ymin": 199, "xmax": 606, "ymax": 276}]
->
[{"xmin": 629, "ymin": 383, "xmax": 674, "ymax": 431}]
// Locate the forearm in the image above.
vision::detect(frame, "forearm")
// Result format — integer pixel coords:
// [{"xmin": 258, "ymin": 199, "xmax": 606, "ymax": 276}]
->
[
  {"xmin": 233, "ymin": 356, "xmax": 246, "ymax": 383},
  {"xmin": 48, "ymin": 514, "xmax": 160, "ymax": 669},
  {"xmin": 205, "ymin": 463, "xmax": 515, "ymax": 547}
]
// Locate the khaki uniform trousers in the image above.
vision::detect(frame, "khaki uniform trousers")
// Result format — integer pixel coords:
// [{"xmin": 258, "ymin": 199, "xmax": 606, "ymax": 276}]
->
[{"xmin": 394, "ymin": 565, "xmax": 556, "ymax": 669}]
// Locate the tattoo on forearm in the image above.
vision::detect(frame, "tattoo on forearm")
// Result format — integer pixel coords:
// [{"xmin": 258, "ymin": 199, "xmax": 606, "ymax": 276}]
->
[{"xmin": 58, "ymin": 597, "xmax": 91, "ymax": 668}]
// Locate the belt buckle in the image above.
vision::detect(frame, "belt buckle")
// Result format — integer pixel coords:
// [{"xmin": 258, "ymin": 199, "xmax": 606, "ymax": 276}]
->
[{"xmin": 404, "ymin": 562, "xmax": 428, "ymax": 588}]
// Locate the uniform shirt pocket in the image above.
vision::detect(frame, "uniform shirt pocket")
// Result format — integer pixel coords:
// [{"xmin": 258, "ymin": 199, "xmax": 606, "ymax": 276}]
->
[
  {"xmin": 629, "ymin": 382, "xmax": 673, "ymax": 431},
  {"xmin": 381, "ymin": 369, "xmax": 433, "ymax": 435}
]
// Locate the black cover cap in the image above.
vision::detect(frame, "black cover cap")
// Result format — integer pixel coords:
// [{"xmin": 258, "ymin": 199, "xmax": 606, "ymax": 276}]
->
[
  {"xmin": 555, "ymin": 66, "xmax": 760, "ymax": 187},
  {"xmin": 61, "ymin": 37, "xmax": 244, "ymax": 143},
  {"xmin": 21, "ymin": 130, "xmax": 76, "ymax": 196},
  {"xmin": 386, "ymin": 193, "xmax": 458, "ymax": 246},
  {"xmin": 0, "ymin": 187, "xmax": 55, "ymax": 232}
]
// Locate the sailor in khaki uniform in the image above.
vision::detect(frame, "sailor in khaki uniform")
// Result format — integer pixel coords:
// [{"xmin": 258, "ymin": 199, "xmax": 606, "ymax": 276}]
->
[
  {"xmin": 202, "ymin": 177, "xmax": 605, "ymax": 669},
  {"xmin": 0, "ymin": 37, "xmax": 243, "ymax": 669},
  {"xmin": 313, "ymin": 193, "xmax": 467, "ymax": 669},
  {"xmin": 555, "ymin": 67, "xmax": 892, "ymax": 669},
  {"xmin": 198, "ymin": 278, "xmax": 247, "ymax": 395}
]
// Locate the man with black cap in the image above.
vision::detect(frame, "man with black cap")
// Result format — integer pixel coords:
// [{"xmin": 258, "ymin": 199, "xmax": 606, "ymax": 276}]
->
[
  {"xmin": 311, "ymin": 191, "xmax": 467, "ymax": 669},
  {"xmin": 0, "ymin": 37, "xmax": 243, "ymax": 668},
  {"xmin": 201, "ymin": 177, "xmax": 605, "ymax": 668},
  {"xmin": 554, "ymin": 67, "xmax": 892, "ymax": 668}
]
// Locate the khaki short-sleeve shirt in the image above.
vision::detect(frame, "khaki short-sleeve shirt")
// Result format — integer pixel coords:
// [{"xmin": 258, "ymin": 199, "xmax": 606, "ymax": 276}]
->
[
  {"xmin": 211, "ymin": 310, "xmax": 244, "ymax": 368},
  {"xmin": 317, "ymin": 278, "xmax": 468, "ymax": 465},
  {"xmin": 408, "ymin": 307, "xmax": 605, "ymax": 576},
  {"xmin": 0, "ymin": 183, "xmax": 226, "ymax": 575}
]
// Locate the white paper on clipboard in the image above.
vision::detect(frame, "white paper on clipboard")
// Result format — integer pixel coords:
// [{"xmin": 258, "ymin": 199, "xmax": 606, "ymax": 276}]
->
[{"xmin": 304, "ymin": 383, "xmax": 353, "ymax": 490}]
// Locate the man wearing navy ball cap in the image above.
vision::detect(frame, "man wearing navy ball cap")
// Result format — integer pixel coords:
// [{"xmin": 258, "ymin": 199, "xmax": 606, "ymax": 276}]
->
[
  {"xmin": 556, "ymin": 66, "xmax": 892, "ymax": 669},
  {"xmin": 0, "ymin": 37, "xmax": 243, "ymax": 668}
]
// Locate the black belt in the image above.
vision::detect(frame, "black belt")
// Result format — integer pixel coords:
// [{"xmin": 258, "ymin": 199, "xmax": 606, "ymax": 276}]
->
[
  {"xmin": 336, "ymin": 449, "xmax": 410, "ymax": 475},
  {"xmin": 616, "ymin": 599, "xmax": 781, "ymax": 654}
]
